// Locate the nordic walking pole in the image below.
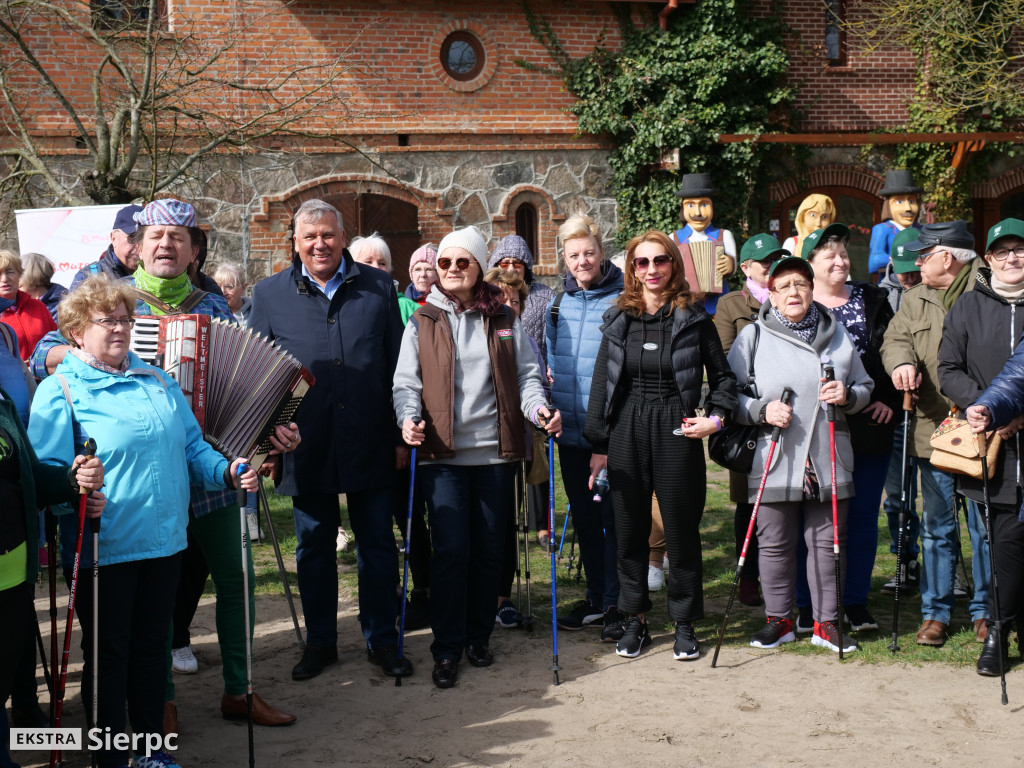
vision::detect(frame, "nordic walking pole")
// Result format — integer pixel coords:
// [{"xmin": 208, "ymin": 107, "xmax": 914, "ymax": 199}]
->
[
  {"xmin": 977, "ymin": 431, "xmax": 1008, "ymax": 705},
  {"xmin": 237, "ymin": 465, "xmax": 255, "ymax": 767},
  {"xmin": 712, "ymin": 387, "xmax": 793, "ymax": 668},
  {"xmin": 953, "ymin": 495, "xmax": 973, "ymax": 597},
  {"xmin": 257, "ymin": 483, "xmax": 304, "ymax": 650},
  {"xmin": 824, "ymin": 364, "xmax": 844, "ymax": 661},
  {"xmin": 519, "ymin": 461, "xmax": 535, "ymax": 632},
  {"xmin": 557, "ymin": 504, "xmax": 570, "ymax": 555},
  {"xmin": 45, "ymin": 508, "xmax": 57, "ymax": 720},
  {"xmin": 396, "ymin": 447, "xmax": 416, "ymax": 688},
  {"xmin": 548, "ymin": 435, "xmax": 561, "ymax": 685},
  {"xmin": 890, "ymin": 390, "xmax": 914, "ymax": 654},
  {"xmin": 53, "ymin": 437, "xmax": 95, "ymax": 768}
]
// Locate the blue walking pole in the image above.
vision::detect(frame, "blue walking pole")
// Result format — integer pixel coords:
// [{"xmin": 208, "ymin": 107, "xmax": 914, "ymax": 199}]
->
[
  {"xmin": 557, "ymin": 504, "xmax": 571, "ymax": 555},
  {"xmin": 548, "ymin": 437, "xmax": 561, "ymax": 685},
  {"xmin": 396, "ymin": 447, "xmax": 416, "ymax": 688}
]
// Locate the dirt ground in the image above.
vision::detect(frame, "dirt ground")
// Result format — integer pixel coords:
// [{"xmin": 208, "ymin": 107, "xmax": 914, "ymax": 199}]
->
[{"xmin": 21, "ymin": 585, "xmax": 1024, "ymax": 768}]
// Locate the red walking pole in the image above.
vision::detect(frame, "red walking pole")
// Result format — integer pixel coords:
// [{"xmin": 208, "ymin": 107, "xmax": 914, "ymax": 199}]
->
[{"xmin": 823, "ymin": 365, "xmax": 845, "ymax": 661}]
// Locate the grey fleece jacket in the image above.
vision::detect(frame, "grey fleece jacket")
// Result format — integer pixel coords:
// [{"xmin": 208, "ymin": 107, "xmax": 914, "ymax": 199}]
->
[
  {"xmin": 727, "ymin": 302, "xmax": 874, "ymax": 504},
  {"xmin": 393, "ymin": 286, "xmax": 549, "ymax": 466}
]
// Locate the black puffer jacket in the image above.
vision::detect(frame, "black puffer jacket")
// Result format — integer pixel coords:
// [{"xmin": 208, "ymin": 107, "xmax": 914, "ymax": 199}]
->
[
  {"xmin": 584, "ymin": 302, "xmax": 737, "ymax": 453},
  {"xmin": 845, "ymin": 281, "xmax": 899, "ymax": 455},
  {"xmin": 938, "ymin": 268, "xmax": 1024, "ymax": 505}
]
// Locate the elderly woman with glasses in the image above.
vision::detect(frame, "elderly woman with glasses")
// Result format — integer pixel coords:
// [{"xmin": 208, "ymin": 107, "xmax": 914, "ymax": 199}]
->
[
  {"xmin": 727, "ymin": 255, "xmax": 873, "ymax": 655},
  {"xmin": 585, "ymin": 230, "xmax": 736, "ymax": 661},
  {"xmin": 28, "ymin": 276, "xmax": 260, "ymax": 768},
  {"xmin": 0, "ymin": 250, "xmax": 57, "ymax": 362},
  {"xmin": 394, "ymin": 226, "xmax": 560, "ymax": 689}
]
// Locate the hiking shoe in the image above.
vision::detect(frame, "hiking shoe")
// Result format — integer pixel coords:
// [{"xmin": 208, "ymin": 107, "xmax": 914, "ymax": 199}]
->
[
  {"xmin": 171, "ymin": 645, "xmax": 198, "ymax": 675},
  {"xmin": 336, "ymin": 526, "xmax": 351, "ymax": 553},
  {"xmin": 881, "ymin": 559, "xmax": 919, "ymax": 595},
  {"xmin": 537, "ymin": 531, "xmax": 551, "ymax": 552},
  {"xmin": 132, "ymin": 752, "xmax": 182, "ymax": 768},
  {"xmin": 749, "ymin": 616, "xmax": 795, "ymax": 649},
  {"xmin": 845, "ymin": 604, "xmax": 878, "ymax": 632},
  {"xmin": 495, "ymin": 600, "xmax": 520, "ymax": 628},
  {"xmin": 672, "ymin": 621, "xmax": 700, "ymax": 660},
  {"xmin": 811, "ymin": 620, "xmax": 859, "ymax": 653},
  {"xmin": 647, "ymin": 564, "xmax": 665, "ymax": 592},
  {"xmin": 601, "ymin": 606, "xmax": 626, "ymax": 643},
  {"xmin": 795, "ymin": 605, "xmax": 814, "ymax": 634},
  {"xmin": 556, "ymin": 601, "xmax": 604, "ymax": 630},
  {"xmin": 615, "ymin": 616, "xmax": 651, "ymax": 658},
  {"xmin": 977, "ymin": 627, "xmax": 1009, "ymax": 677}
]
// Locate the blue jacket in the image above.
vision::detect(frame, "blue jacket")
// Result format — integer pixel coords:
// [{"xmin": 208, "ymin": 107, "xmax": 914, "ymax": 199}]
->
[
  {"xmin": 28, "ymin": 352, "xmax": 230, "ymax": 567},
  {"xmin": 545, "ymin": 261, "xmax": 623, "ymax": 449},
  {"xmin": 249, "ymin": 252, "xmax": 403, "ymax": 495},
  {"xmin": 868, "ymin": 221, "xmax": 920, "ymax": 274},
  {"xmin": 976, "ymin": 337, "xmax": 1024, "ymax": 432}
]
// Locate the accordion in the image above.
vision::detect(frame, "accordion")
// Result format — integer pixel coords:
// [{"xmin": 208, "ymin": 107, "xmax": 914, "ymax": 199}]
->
[
  {"xmin": 130, "ymin": 314, "xmax": 314, "ymax": 471},
  {"xmin": 686, "ymin": 240, "xmax": 724, "ymax": 294}
]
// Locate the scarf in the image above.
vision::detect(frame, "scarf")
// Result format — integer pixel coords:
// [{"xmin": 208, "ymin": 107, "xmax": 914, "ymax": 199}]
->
[
  {"xmin": 990, "ymin": 273, "xmax": 1024, "ymax": 302},
  {"xmin": 771, "ymin": 302, "xmax": 819, "ymax": 345},
  {"xmin": 746, "ymin": 277, "xmax": 770, "ymax": 305},
  {"xmin": 69, "ymin": 346, "xmax": 129, "ymax": 376},
  {"xmin": 940, "ymin": 261, "xmax": 974, "ymax": 312},
  {"xmin": 132, "ymin": 267, "xmax": 192, "ymax": 316}
]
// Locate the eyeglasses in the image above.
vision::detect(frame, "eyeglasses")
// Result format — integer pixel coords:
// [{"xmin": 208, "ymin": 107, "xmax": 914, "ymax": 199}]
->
[
  {"xmin": 915, "ymin": 249, "xmax": 945, "ymax": 265},
  {"xmin": 991, "ymin": 246, "xmax": 1024, "ymax": 262},
  {"xmin": 91, "ymin": 317, "xmax": 135, "ymax": 329},
  {"xmin": 498, "ymin": 259, "xmax": 524, "ymax": 269},
  {"xmin": 437, "ymin": 256, "xmax": 472, "ymax": 271},
  {"xmin": 770, "ymin": 280, "xmax": 812, "ymax": 294},
  {"xmin": 633, "ymin": 254, "xmax": 673, "ymax": 271}
]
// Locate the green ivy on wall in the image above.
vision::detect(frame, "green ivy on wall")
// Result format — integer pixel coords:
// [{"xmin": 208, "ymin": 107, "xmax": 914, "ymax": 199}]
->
[{"xmin": 523, "ymin": 1, "xmax": 795, "ymax": 246}]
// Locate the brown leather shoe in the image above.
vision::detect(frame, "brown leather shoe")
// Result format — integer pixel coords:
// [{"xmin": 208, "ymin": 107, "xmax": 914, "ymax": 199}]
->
[
  {"xmin": 163, "ymin": 701, "xmax": 178, "ymax": 736},
  {"xmin": 974, "ymin": 618, "xmax": 989, "ymax": 642},
  {"xmin": 916, "ymin": 620, "xmax": 949, "ymax": 646},
  {"xmin": 221, "ymin": 692, "xmax": 297, "ymax": 727}
]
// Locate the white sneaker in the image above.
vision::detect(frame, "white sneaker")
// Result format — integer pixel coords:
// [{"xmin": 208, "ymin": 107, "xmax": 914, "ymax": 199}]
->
[
  {"xmin": 171, "ymin": 645, "xmax": 198, "ymax": 674},
  {"xmin": 647, "ymin": 564, "xmax": 665, "ymax": 592},
  {"xmin": 336, "ymin": 526, "xmax": 351, "ymax": 553}
]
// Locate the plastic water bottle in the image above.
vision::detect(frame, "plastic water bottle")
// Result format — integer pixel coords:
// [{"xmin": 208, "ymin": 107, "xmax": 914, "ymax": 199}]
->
[{"xmin": 592, "ymin": 468, "xmax": 610, "ymax": 502}]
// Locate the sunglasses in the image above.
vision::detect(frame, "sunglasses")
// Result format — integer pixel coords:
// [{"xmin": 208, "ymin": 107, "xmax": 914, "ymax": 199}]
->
[
  {"xmin": 498, "ymin": 258, "xmax": 523, "ymax": 269},
  {"xmin": 633, "ymin": 254, "xmax": 673, "ymax": 271},
  {"xmin": 437, "ymin": 256, "xmax": 473, "ymax": 271}
]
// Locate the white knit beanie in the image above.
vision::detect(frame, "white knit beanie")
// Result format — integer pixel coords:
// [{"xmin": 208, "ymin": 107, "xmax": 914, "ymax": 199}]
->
[{"xmin": 438, "ymin": 226, "xmax": 488, "ymax": 274}]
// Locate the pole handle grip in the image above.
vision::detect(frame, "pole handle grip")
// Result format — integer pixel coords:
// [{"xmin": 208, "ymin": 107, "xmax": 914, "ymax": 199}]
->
[
  {"xmin": 823, "ymin": 365, "xmax": 836, "ymax": 422},
  {"xmin": 977, "ymin": 430, "xmax": 988, "ymax": 455},
  {"xmin": 770, "ymin": 387, "xmax": 795, "ymax": 442},
  {"xmin": 902, "ymin": 390, "xmax": 914, "ymax": 411},
  {"xmin": 78, "ymin": 438, "xmax": 97, "ymax": 496},
  {"xmin": 237, "ymin": 463, "xmax": 249, "ymax": 508}
]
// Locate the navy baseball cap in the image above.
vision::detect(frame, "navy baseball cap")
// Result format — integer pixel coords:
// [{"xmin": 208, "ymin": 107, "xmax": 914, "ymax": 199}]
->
[{"xmin": 112, "ymin": 204, "xmax": 144, "ymax": 234}]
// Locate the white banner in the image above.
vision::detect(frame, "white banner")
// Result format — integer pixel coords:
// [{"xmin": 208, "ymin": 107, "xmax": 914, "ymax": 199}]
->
[{"xmin": 15, "ymin": 204, "xmax": 124, "ymax": 288}]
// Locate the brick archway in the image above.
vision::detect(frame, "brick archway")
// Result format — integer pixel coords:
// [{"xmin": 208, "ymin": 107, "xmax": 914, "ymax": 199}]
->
[
  {"xmin": 251, "ymin": 175, "xmax": 452, "ymax": 275},
  {"xmin": 768, "ymin": 165, "xmax": 884, "ymax": 204},
  {"xmin": 491, "ymin": 184, "xmax": 565, "ymax": 275}
]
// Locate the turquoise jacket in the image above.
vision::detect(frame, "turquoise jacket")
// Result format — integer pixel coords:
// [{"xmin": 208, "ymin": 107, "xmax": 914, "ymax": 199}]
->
[{"xmin": 28, "ymin": 351, "xmax": 230, "ymax": 567}]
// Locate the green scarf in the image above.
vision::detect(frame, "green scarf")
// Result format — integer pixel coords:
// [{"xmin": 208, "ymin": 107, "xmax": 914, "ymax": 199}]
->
[
  {"xmin": 132, "ymin": 267, "xmax": 192, "ymax": 316},
  {"xmin": 940, "ymin": 261, "xmax": 973, "ymax": 312}
]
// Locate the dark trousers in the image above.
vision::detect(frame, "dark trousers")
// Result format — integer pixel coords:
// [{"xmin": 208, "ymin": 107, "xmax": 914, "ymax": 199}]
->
[
  {"xmin": 95, "ymin": 554, "xmax": 180, "ymax": 768},
  {"xmin": 392, "ymin": 466, "xmax": 430, "ymax": 592},
  {"xmin": 293, "ymin": 488, "xmax": 398, "ymax": 649},
  {"xmin": 608, "ymin": 396, "xmax": 705, "ymax": 623},
  {"xmin": 420, "ymin": 463, "xmax": 515, "ymax": 662},
  {"xmin": 988, "ymin": 502, "xmax": 1024, "ymax": 632},
  {"xmin": 0, "ymin": 583, "xmax": 32, "ymax": 707},
  {"xmin": 560, "ymin": 444, "xmax": 619, "ymax": 610},
  {"xmin": 171, "ymin": 522, "xmax": 208, "ymax": 649}
]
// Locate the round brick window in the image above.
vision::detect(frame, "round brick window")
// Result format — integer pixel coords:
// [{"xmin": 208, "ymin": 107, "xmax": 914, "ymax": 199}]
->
[
  {"xmin": 431, "ymin": 21, "xmax": 497, "ymax": 93},
  {"xmin": 441, "ymin": 31, "xmax": 484, "ymax": 82}
]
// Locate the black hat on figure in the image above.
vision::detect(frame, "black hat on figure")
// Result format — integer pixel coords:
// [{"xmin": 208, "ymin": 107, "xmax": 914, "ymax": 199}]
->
[
  {"xmin": 878, "ymin": 170, "xmax": 924, "ymax": 197},
  {"xmin": 675, "ymin": 172, "xmax": 718, "ymax": 198}
]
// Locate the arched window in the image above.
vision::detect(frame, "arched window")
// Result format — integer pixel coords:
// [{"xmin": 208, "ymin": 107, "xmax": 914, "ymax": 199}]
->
[{"xmin": 515, "ymin": 203, "xmax": 539, "ymax": 263}]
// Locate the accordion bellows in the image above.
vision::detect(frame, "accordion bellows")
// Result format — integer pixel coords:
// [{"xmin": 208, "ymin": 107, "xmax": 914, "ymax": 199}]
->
[{"xmin": 131, "ymin": 315, "xmax": 314, "ymax": 471}]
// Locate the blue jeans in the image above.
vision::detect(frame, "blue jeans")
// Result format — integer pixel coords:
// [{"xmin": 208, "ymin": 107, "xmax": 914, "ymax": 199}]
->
[
  {"xmin": 884, "ymin": 426, "xmax": 920, "ymax": 559},
  {"xmin": 420, "ymin": 463, "xmax": 515, "ymax": 663},
  {"xmin": 293, "ymin": 488, "xmax": 398, "ymax": 649},
  {"xmin": 964, "ymin": 498, "xmax": 992, "ymax": 622},
  {"xmin": 917, "ymin": 459, "xmax": 990, "ymax": 623},
  {"xmin": 559, "ymin": 444, "xmax": 619, "ymax": 610}
]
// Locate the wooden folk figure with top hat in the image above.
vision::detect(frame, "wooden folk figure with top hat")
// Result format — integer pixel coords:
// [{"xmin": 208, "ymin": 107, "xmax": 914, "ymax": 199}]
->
[
  {"xmin": 868, "ymin": 169, "xmax": 923, "ymax": 276},
  {"xmin": 672, "ymin": 172, "xmax": 736, "ymax": 314}
]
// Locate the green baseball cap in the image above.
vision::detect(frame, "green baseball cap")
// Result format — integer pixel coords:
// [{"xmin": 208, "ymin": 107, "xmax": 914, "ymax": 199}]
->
[
  {"xmin": 800, "ymin": 223, "xmax": 852, "ymax": 260},
  {"xmin": 768, "ymin": 256, "xmax": 814, "ymax": 282},
  {"xmin": 890, "ymin": 227, "xmax": 922, "ymax": 274},
  {"xmin": 740, "ymin": 233, "xmax": 789, "ymax": 264},
  {"xmin": 986, "ymin": 218, "xmax": 1024, "ymax": 252}
]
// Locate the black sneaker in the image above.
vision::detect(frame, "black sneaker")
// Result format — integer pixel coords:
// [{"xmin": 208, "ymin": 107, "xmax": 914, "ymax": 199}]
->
[
  {"xmin": 976, "ymin": 626, "xmax": 1009, "ymax": 677},
  {"xmin": 672, "ymin": 621, "xmax": 700, "ymax": 660},
  {"xmin": 601, "ymin": 606, "xmax": 626, "ymax": 643},
  {"xmin": 811, "ymin": 620, "xmax": 859, "ymax": 653},
  {"xmin": 615, "ymin": 616, "xmax": 651, "ymax": 658},
  {"xmin": 881, "ymin": 559, "xmax": 919, "ymax": 596},
  {"xmin": 795, "ymin": 605, "xmax": 814, "ymax": 634},
  {"xmin": 556, "ymin": 601, "xmax": 604, "ymax": 631},
  {"xmin": 749, "ymin": 616, "xmax": 795, "ymax": 649},
  {"xmin": 844, "ymin": 604, "xmax": 878, "ymax": 632}
]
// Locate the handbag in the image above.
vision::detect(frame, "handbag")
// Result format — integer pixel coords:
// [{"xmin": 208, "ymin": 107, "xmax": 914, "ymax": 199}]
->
[
  {"xmin": 708, "ymin": 325, "xmax": 761, "ymax": 473},
  {"xmin": 929, "ymin": 412, "xmax": 1001, "ymax": 480}
]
